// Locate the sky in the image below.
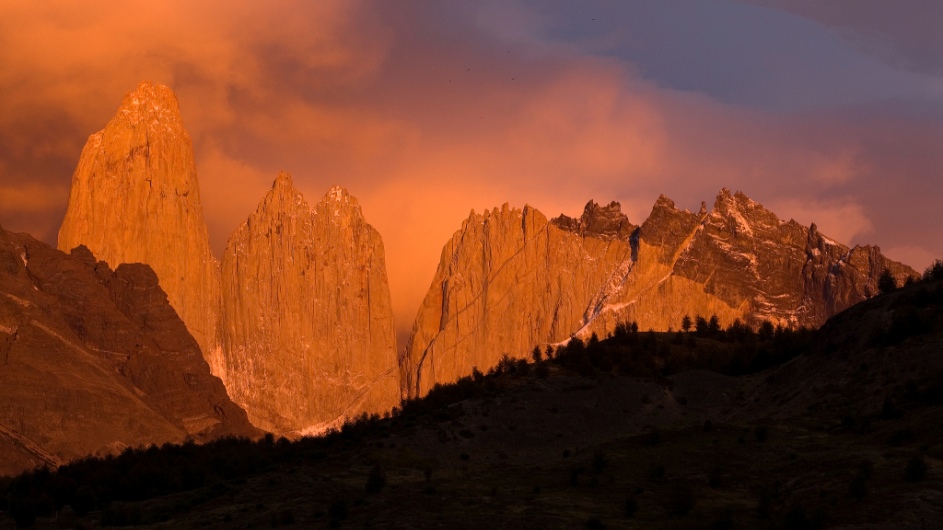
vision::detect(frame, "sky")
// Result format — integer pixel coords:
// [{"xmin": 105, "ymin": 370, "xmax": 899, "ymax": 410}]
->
[{"xmin": 1, "ymin": 0, "xmax": 941, "ymax": 341}]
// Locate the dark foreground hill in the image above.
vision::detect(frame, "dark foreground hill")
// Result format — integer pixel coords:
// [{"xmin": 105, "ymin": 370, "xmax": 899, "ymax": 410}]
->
[
  {"xmin": 0, "ymin": 225, "xmax": 259, "ymax": 477},
  {"xmin": 2, "ymin": 273, "xmax": 943, "ymax": 529}
]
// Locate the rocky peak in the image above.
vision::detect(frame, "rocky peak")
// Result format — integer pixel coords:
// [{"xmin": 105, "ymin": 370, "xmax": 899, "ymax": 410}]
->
[
  {"xmin": 221, "ymin": 178, "xmax": 399, "ymax": 435},
  {"xmin": 551, "ymin": 200, "xmax": 635, "ymax": 241},
  {"xmin": 273, "ymin": 170, "xmax": 294, "ymax": 188},
  {"xmin": 116, "ymin": 81, "xmax": 183, "ymax": 131},
  {"xmin": 58, "ymin": 82, "xmax": 222, "ymax": 379},
  {"xmin": 406, "ymin": 190, "xmax": 917, "ymax": 399},
  {"xmin": 314, "ymin": 184, "xmax": 362, "ymax": 219},
  {"xmin": 68, "ymin": 245, "xmax": 97, "ymax": 267},
  {"xmin": 705, "ymin": 189, "xmax": 785, "ymax": 240},
  {"xmin": 258, "ymin": 171, "xmax": 309, "ymax": 217},
  {"xmin": 639, "ymin": 194, "xmax": 702, "ymax": 263}
]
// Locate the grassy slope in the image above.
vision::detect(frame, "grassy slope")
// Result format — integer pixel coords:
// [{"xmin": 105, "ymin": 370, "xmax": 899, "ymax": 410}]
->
[{"xmin": 2, "ymin": 281, "xmax": 943, "ymax": 529}]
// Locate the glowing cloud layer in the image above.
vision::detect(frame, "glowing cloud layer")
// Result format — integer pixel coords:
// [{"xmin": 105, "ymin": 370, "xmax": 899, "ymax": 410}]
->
[{"xmin": 1, "ymin": 1, "xmax": 940, "ymax": 338}]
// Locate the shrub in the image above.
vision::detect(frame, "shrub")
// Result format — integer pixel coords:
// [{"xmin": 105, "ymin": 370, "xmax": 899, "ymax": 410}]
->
[
  {"xmin": 783, "ymin": 505, "xmax": 825, "ymax": 530},
  {"xmin": 664, "ymin": 479, "xmax": 695, "ymax": 515},
  {"xmin": 365, "ymin": 464, "xmax": 386, "ymax": 494},
  {"xmin": 849, "ymin": 473, "xmax": 868, "ymax": 500},
  {"xmin": 592, "ymin": 451, "xmax": 608, "ymax": 473},
  {"xmin": 904, "ymin": 455, "xmax": 928, "ymax": 482},
  {"xmin": 923, "ymin": 259, "xmax": 943, "ymax": 282},
  {"xmin": 754, "ymin": 425, "xmax": 769, "ymax": 443},
  {"xmin": 72, "ymin": 486, "xmax": 97, "ymax": 516},
  {"xmin": 516, "ymin": 358, "xmax": 530, "ymax": 376},
  {"xmin": 710, "ymin": 511, "xmax": 734, "ymax": 530},
  {"xmin": 878, "ymin": 268, "xmax": 898, "ymax": 294},
  {"xmin": 708, "ymin": 467, "xmax": 723, "ymax": 489},
  {"xmin": 881, "ymin": 396, "xmax": 902, "ymax": 419},
  {"xmin": 648, "ymin": 464, "xmax": 665, "ymax": 481}
]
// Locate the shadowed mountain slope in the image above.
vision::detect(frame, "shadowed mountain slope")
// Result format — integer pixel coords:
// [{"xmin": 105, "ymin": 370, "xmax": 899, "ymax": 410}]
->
[
  {"xmin": 3, "ymin": 275, "xmax": 941, "ymax": 529},
  {"xmin": 0, "ymin": 226, "xmax": 258, "ymax": 477}
]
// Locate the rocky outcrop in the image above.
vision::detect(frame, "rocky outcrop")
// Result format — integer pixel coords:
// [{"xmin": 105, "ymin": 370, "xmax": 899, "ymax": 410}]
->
[
  {"xmin": 220, "ymin": 173, "xmax": 399, "ymax": 435},
  {"xmin": 0, "ymin": 227, "xmax": 257, "ymax": 477},
  {"xmin": 404, "ymin": 190, "xmax": 916, "ymax": 398},
  {"xmin": 552, "ymin": 200, "xmax": 637, "ymax": 240},
  {"xmin": 403, "ymin": 202, "xmax": 636, "ymax": 398},
  {"xmin": 58, "ymin": 82, "xmax": 223, "ymax": 379}
]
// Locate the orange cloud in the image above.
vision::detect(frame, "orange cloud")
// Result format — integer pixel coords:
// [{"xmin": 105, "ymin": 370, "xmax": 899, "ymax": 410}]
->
[{"xmin": 1, "ymin": 1, "xmax": 941, "ymax": 343}]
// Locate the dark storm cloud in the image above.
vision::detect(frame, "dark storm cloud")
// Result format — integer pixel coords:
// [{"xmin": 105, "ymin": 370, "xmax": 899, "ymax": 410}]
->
[{"xmin": 746, "ymin": 0, "xmax": 943, "ymax": 75}]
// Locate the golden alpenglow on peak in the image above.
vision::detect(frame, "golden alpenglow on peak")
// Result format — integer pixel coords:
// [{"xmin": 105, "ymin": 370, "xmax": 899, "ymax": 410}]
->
[
  {"xmin": 57, "ymin": 82, "xmax": 224, "ymax": 380},
  {"xmin": 117, "ymin": 81, "xmax": 183, "ymax": 129},
  {"xmin": 221, "ymin": 175, "xmax": 399, "ymax": 435},
  {"xmin": 403, "ymin": 191, "xmax": 916, "ymax": 398},
  {"xmin": 273, "ymin": 170, "xmax": 294, "ymax": 187}
]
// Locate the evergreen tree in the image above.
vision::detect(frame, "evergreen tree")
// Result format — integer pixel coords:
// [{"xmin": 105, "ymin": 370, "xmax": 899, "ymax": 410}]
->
[
  {"xmin": 532, "ymin": 346, "xmax": 543, "ymax": 363},
  {"xmin": 923, "ymin": 259, "xmax": 943, "ymax": 281},
  {"xmin": 878, "ymin": 268, "xmax": 898, "ymax": 294},
  {"xmin": 708, "ymin": 315, "xmax": 721, "ymax": 336},
  {"xmin": 695, "ymin": 315, "xmax": 708, "ymax": 336}
]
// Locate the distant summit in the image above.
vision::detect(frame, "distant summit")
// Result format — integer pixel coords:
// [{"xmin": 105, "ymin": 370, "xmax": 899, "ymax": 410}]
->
[
  {"xmin": 57, "ymin": 83, "xmax": 402, "ymax": 439},
  {"xmin": 403, "ymin": 189, "xmax": 916, "ymax": 398},
  {"xmin": 57, "ymin": 81, "xmax": 224, "ymax": 378},
  {"xmin": 221, "ymin": 174, "xmax": 399, "ymax": 435},
  {"xmin": 551, "ymin": 200, "xmax": 637, "ymax": 241}
]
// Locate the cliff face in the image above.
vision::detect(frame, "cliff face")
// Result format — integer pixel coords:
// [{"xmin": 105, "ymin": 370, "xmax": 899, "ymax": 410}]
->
[
  {"xmin": 57, "ymin": 82, "xmax": 223, "ymax": 379},
  {"xmin": 220, "ymin": 173, "xmax": 399, "ymax": 435},
  {"xmin": 0, "ymin": 227, "xmax": 257, "ymax": 477},
  {"xmin": 403, "ymin": 202, "xmax": 636, "ymax": 398},
  {"xmin": 404, "ymin": 190, "xmax": 916, "ymax": 397}
]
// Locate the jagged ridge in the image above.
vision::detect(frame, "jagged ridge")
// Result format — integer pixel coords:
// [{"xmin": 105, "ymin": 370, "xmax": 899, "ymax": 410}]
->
[
  {"xmin": 403, "ymin": 189, "xmax": 916, "ymax": 398},
  {"xmin": 220, "ymin": 172, "xmax": 399, "ymax": 436}
]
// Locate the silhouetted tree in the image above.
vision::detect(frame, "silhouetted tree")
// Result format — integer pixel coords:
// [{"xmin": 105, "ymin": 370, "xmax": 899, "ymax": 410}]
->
[
  {"xmin": 758, "ymin": 320, "xmax": 775, "ymax": 341},
  {"xmin": 695, "ymin": 315, "xmax": 709, "ymax": 336},
  {"xmin": 681, "ymin": 314, "xmax": 692, "ymax": 332},
  {"xmin": 924, "ymin": 259, "xmax": 943, "ymax": 282},
  {"xmin": 904, "ymin": 455, "xmax": 928, "ymax": 482},
  {"xmin": 879, "ymin": 268, "xmax": 898, "ymax": 294},
  {"xmin": 532, "ymin": 346, "xmax": 543, "ymax": 363},
  {"xmin": 708, "ymin": 314, "xmax": 721, "ymax": 333},
  {"xmin": 496, "ymin": 353, "xmax": 516, "ymax": 374},
  {"xmin": 365, "ymin": 464, "xmax": 387, "ymax": 494}
]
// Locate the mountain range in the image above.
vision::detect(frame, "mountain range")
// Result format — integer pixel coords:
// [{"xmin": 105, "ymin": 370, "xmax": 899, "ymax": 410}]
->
[{"xmin": 0, "ymin": 82, "xmax": 919, "ymax": 475}]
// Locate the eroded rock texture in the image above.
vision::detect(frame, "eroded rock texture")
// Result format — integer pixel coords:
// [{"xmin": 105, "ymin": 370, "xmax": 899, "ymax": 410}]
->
[
  {"xmin": 0, "ymin": 227, "xmax": 257, "ymax": 476},
  {"xmin": 221, "ymin": 174, "xmax": 399, "ymax": 435},
  {"xmin": 403, "ymin": 189, "xmax": 915, "ymax": 398},
  {"xmin": 58, "ymin": 81, "xmax": 223, "ymax": 378}
]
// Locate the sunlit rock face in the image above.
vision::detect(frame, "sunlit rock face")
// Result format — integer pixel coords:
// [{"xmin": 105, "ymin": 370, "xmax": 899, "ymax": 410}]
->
[
  {"xmin": 58, "ymin": 82, "xmax": 223, "ymax": 380},
  {"xmin": 403, "ymin": 190, "xmax": 916, "ymax": 398},
  {"xmin": 0, "ymin": 227, "xmax": 257, "ymax": 476},
  {"xmin": 221, "ymin": 173, "xmax": 399, "ymax": 435}
]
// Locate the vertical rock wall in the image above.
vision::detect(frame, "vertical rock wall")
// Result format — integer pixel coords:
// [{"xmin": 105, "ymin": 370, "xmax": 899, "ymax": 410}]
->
[
  {"xmin": 221, "ymin": 173, "xmax": 399, "ymax": 435},
  {"xmin": 404, "ymin": 190, "xmax": 916, "ymax": 398},
  {"xmin": 58, "ymin": 82, "xmax": 224, "ymax": 379}
]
